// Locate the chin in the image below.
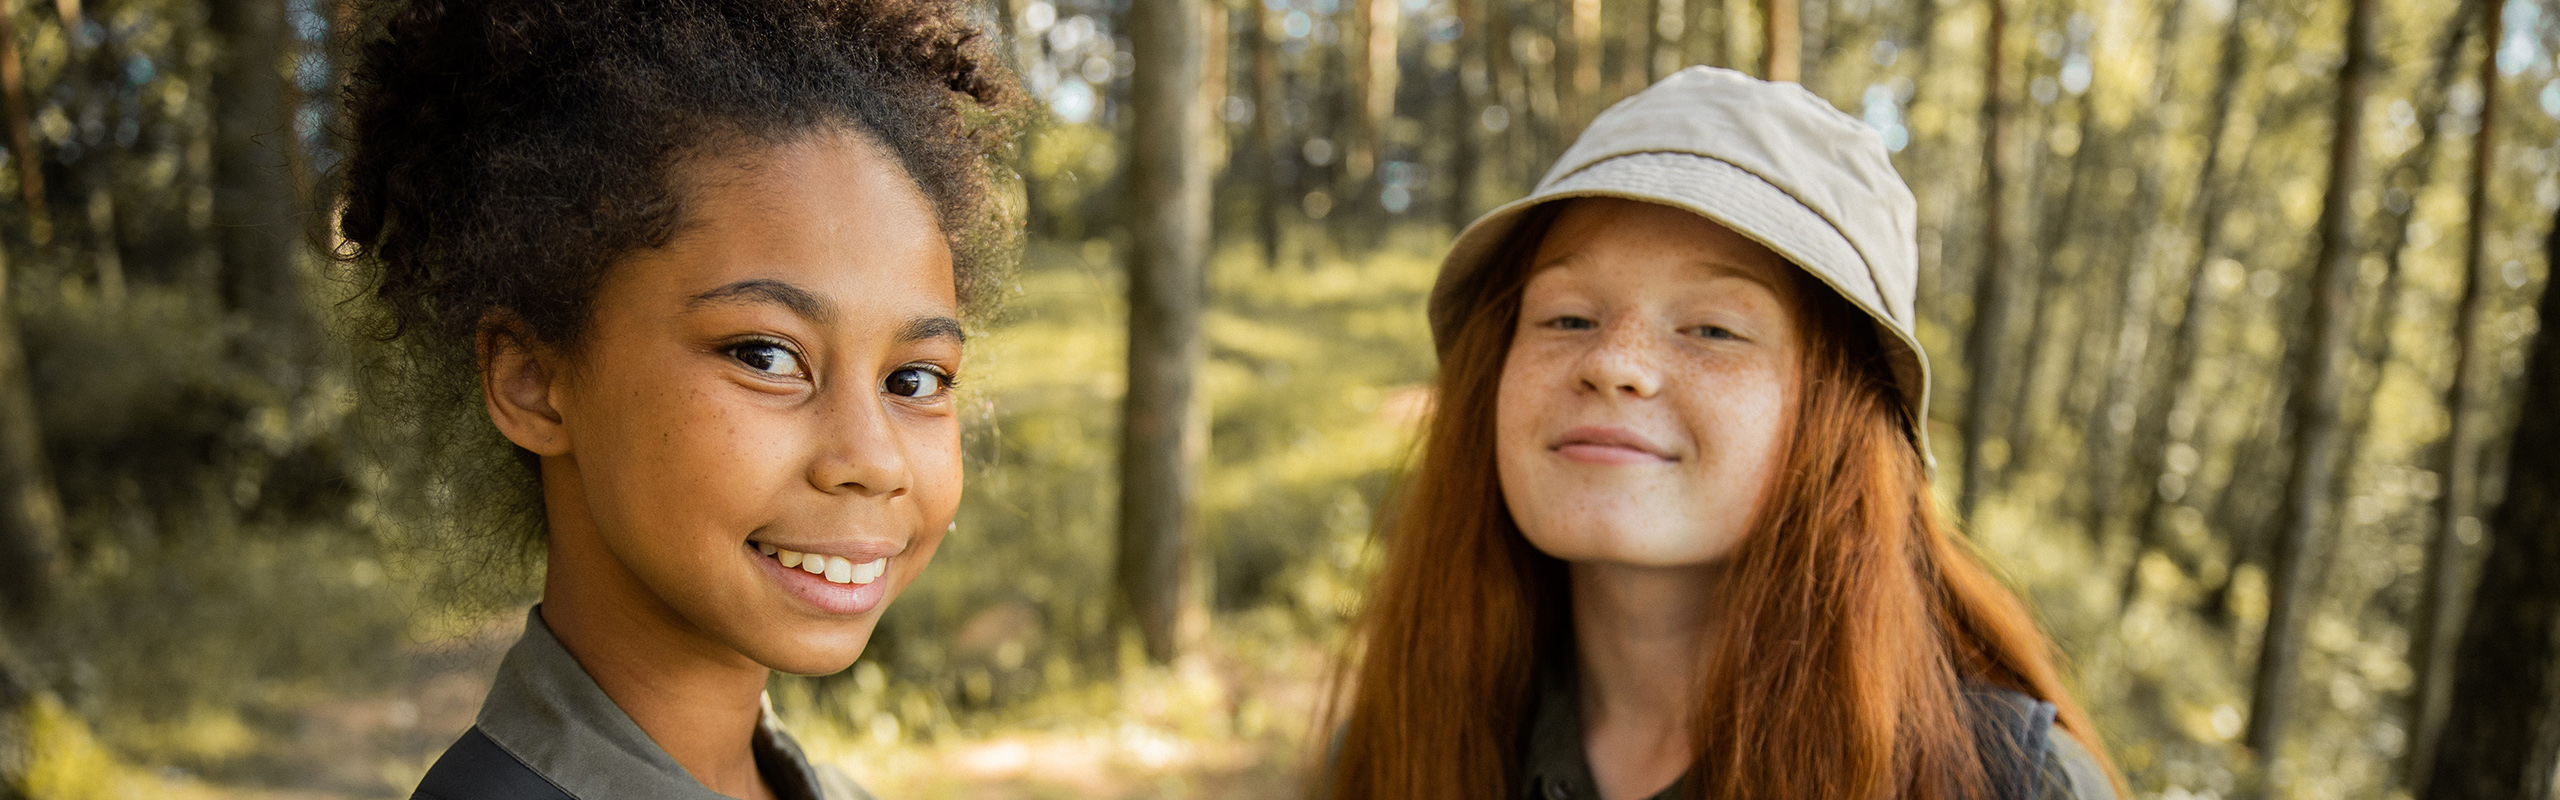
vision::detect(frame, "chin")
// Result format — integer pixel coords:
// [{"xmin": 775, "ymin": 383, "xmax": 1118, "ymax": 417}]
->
[
  {"xmin": 741, "ymin": 622, "xmax": 880, "ymax": 676},
  {"xmin": 1520, "ymin": 511, "xmax": 1740, "ymax": 567}
]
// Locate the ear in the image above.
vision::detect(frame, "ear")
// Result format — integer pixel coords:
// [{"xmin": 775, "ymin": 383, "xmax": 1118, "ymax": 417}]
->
[{"xmin": 478, "ymin": 314, "xmax": 573, "ymax": 458}]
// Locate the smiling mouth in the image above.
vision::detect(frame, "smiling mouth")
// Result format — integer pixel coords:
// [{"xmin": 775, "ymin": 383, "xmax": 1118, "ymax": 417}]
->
[
  {"xmin": 754, "ymin": 543, "xmax": 888, "ymax": 585},
  {"xmin": 1553, "ymin": 426, "xmax": 1678, "ymax": 462}
]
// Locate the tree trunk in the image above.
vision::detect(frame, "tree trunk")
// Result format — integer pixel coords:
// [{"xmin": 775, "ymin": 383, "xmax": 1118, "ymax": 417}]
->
[
  {"xmin": 1448, "ymin": 0, "xmax": 1484, "ymax": 228},
  {"xmin": 1117, "ymin": 0, "xmax": 1211, "ymax": 664},
  {"xmin": 0, "ymin": 251, "xmax": 60, "ymax": 629},
  {"xmin": 1347, "ymin": 0, "xmax": 1393, "ymax": 188},
  {"xmin": 1247, "ymin": 0, "xmax": 1285, "ymax": 269},
  {"xmin": 1682, "ymin": 0, "xmax": 1715, "ymax": 68},
  {"xmin": 2004, "ymin": 93, "xmax": 2098, "ymax": 476},
  {"xmin": 1760, "ymin": 0, "xmax": 1797, "ymax": 82},
  {"xmin": 2243, "ymin": 0, "xmax": 2375, "ymax": 762},
  {"xmin": 1616, "ymin": 0, "xmax": 1651, "ymax": 96},
  {"xmin": 1485, "ymin": 0, "xmax": 1526, "ymax": 196},
  {"xmin": 0, "ymin": 1, "xmax": 46, "ymax": 235},
  {"xmin": 2077, "ymin": 3, "xmax": 2188, "ymax": 545},
  {"xmin": 1563, "ymin": 0, "xmax": 1601, "ymax": 127},
  {"xmin": 0, "ymin": 252, "xmax": 58, "ymax": 800},
  {"xmin": 2124, "ymin": 0, "xmax": 2255, "ymax": 606},
  {"xmin": 2418, "ymin": 195, "xmax": 2560, "ymax": 800},
  {"xmin": 210, "ymin": 0, "xmax": 310, "ymax": 380},
  {"xmin": 1721, "ymin": 0, "xmax": 1755, "ymax": 74},
  {"xmin": 1958, "ymin": 0, "xmax": 2012, "ymax": 521},
  {"xmin": 2406, "ymin": 0, "xmax": 2497, "ymax": 784}
]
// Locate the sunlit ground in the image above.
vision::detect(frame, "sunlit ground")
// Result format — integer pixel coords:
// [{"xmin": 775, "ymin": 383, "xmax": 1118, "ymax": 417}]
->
[{"xmin": 22, "ymin": 610, "xmax": 1334, "ymax": 800}]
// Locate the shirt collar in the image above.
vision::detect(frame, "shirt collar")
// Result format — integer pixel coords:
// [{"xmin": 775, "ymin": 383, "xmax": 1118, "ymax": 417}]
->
[
  {"xmin": 1520, "ymin": 664, "xmax": 1604, "ymax": 800},
  {"xmin": 471, "ymin": 606, "xmax": 840, "ymax": 800},
  {"xmin": 1518, "ymin": 662, "xmax": 1690, "ymax": 800}
]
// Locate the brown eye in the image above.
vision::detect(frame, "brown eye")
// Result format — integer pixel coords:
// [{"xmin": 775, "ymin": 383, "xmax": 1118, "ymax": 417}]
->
[
  {"xmin": 728, "ymin": 341, "xmax": 804, "ymax": 377},
  {"xmin": 885, "ymin": 366, "xmax": 950, "ymax": 399}
]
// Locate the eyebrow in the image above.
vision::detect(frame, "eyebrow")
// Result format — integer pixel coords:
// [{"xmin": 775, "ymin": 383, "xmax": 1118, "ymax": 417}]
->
[
  {"xmin": 1528, "ymin": 252, "xmax": 1791, "ymax": 299},
  {"xmin": 898, "ymin": 315, "xmax": 967, "ymax": 346},
  {"xmin": 1689, "ymin": 258, "xmax": 1791, "ymax": 298},
  {"xmin": 687, "ymin": 278, "xmax": 964, "ymax": 345},
  {"xmin": 687, "ymin": 279, "xmax": 832, "ymax": 323}
]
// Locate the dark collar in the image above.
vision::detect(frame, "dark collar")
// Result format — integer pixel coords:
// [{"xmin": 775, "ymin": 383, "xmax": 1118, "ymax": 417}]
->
[
  {"xmin": 469, "ymin": 607, "xmax": 856, "ymax": 800},
  {"xmin": 1518, "ymin": 664, "xmax": 1687, "ymax": 800}
]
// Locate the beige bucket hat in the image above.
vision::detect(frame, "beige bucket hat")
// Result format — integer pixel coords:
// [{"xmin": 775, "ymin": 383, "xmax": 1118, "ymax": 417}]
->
[{"xmin": 1430, "ymin": 65, "xmax": 1933, "ymax": 466}]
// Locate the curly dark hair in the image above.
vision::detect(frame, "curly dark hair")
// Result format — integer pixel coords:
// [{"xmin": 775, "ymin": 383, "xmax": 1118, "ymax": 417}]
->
[{"xmin": 332, "ymin": 0, "xmax": 1026, "ymax": 590}]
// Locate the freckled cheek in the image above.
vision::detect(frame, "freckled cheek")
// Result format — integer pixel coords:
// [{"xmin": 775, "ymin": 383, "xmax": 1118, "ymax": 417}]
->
[
  {"xmin": 1672, "ymin": 372, "xmax": 1794, "ymax": 481},
  {"xmin": 616, "ymin": 390, "xmax": 804, "ymax": 516},
  {"xmin": 1493, "ymin": 348, "xmax": 1569, "ymax": 452},
  {"xmin": 910, "ymin": 421, "xmax": 966, "ymax": 519}
]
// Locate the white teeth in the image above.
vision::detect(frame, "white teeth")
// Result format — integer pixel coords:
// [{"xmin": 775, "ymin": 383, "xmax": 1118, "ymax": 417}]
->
[{"xmin": 764, "ymin": 547, "xmax": 888, "ymax": 586}]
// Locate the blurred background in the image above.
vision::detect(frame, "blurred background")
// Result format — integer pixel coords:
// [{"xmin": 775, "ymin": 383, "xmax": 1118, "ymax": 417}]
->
[{"xmin": 0, "ymin": 0, "xmax": 2553, "ymax": 797}]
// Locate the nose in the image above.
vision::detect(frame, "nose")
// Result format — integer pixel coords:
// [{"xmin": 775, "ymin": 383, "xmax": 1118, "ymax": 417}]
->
[
  {"xmin": 1576, "ymin": 319, "xmax": 1663, "ymax": 399},
  {"xmin": 808, "ymin": 387, "xmax": 911, "ymax": 498}
]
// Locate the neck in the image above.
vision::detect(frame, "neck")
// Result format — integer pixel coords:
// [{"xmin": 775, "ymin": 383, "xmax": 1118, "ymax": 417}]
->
[
  {"xmin": 539, "ymin": 458, "xmax": 775, "ymax": 800},
  {"xmin": 1568, "ymin": 559, "xmax": 1723, "ymax": 800}
]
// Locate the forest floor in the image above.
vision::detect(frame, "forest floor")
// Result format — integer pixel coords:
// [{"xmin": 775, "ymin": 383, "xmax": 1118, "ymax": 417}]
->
[{"xmin": 26, "ymin": 611, "xmax": 1328, "ymax": 800}]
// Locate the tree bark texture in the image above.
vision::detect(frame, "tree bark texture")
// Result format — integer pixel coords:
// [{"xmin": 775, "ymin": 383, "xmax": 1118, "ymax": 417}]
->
[
  {"xmin": 2419, "ymin": 196, "xmax": 2560, "ymax": 800},
  {"xmin": 2407, "ymin": 0, "xmax": 2496, "ymax": 785},
  {"xmin": 1117, "ymin": 0, "xmax": 1211, "ymax": 664},
  {"xmin": 2243, "ymin": 0, "xmax": 2374, "ymax": 761},
  {"xmin": 1958, "ymin": 0, "xmax": 2012, "ymax": 522}
]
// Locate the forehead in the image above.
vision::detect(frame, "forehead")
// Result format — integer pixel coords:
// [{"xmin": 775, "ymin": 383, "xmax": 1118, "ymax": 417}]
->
[
  {"xmin": 624, "ymin": 130, "xmax": 957, "ymax": 308},
  {"xmin": 1527, "ymin": 198, "xmax": 1803, "ymax": 303}
]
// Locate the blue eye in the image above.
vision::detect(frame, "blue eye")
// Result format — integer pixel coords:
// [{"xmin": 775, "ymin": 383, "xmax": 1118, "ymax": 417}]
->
[
  {"xmin": 1691, "ymin": 325, "xmax": 1740, "ymax": 341},
  {"xmin": 728, "ymin": 341, "xmax": 804, "ymax": 377},
  {"xmin": 885, "ymin": 366, "xmax": 952, "ymax": 399}
]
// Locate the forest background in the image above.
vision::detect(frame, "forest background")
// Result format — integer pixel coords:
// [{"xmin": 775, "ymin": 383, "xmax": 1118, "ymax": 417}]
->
[{"xmin": 0, "ymin": 0, "xmax": 2557, "ymax": 797}]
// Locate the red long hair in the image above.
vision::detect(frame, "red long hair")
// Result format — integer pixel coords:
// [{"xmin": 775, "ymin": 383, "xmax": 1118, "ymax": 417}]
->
[{"xmin": 1322, "ymin": 208, "xmax": 2122, "ymax": 799}]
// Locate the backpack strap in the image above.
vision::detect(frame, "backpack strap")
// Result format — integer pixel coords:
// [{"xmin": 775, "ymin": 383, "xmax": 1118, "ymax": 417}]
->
[
  {"xmin": 1967, "ymin": 687, "xmax": 2057, "ymax": 800},
  {"xmin": 412, "ymin": 726, "xmax": 579, "ymax": 800}
]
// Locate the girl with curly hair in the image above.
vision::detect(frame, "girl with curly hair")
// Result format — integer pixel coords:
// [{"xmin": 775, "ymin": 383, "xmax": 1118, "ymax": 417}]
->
[{"xmin": 332, "ymin": 1, "xmax": 1024, "ymax": 797}]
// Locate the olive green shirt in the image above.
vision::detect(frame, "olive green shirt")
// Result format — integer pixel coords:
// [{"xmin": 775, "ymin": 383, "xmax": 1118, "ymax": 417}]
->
[
  {"xmin": 418, "ymin": 607, "xmax": 873, "ymax": 800},
  {"xmin": 1515, "ymin": 670, "xmax": 2116, "ymax": 800}
]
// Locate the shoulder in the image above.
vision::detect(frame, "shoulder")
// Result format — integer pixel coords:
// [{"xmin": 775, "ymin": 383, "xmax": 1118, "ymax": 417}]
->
[
  {"xmin": 411, "ymin": 727, "xmax": 575, "ymax": 800},
  {"xmin": 2036, "ymin": 724, "xmax": 2119, "ymax": 800}
]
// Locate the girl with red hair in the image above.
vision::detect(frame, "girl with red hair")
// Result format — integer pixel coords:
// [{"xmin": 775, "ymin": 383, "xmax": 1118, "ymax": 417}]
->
[{"xmin": 1323, "ymin": 67, "xmax": 2123, "ymax": 800}]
